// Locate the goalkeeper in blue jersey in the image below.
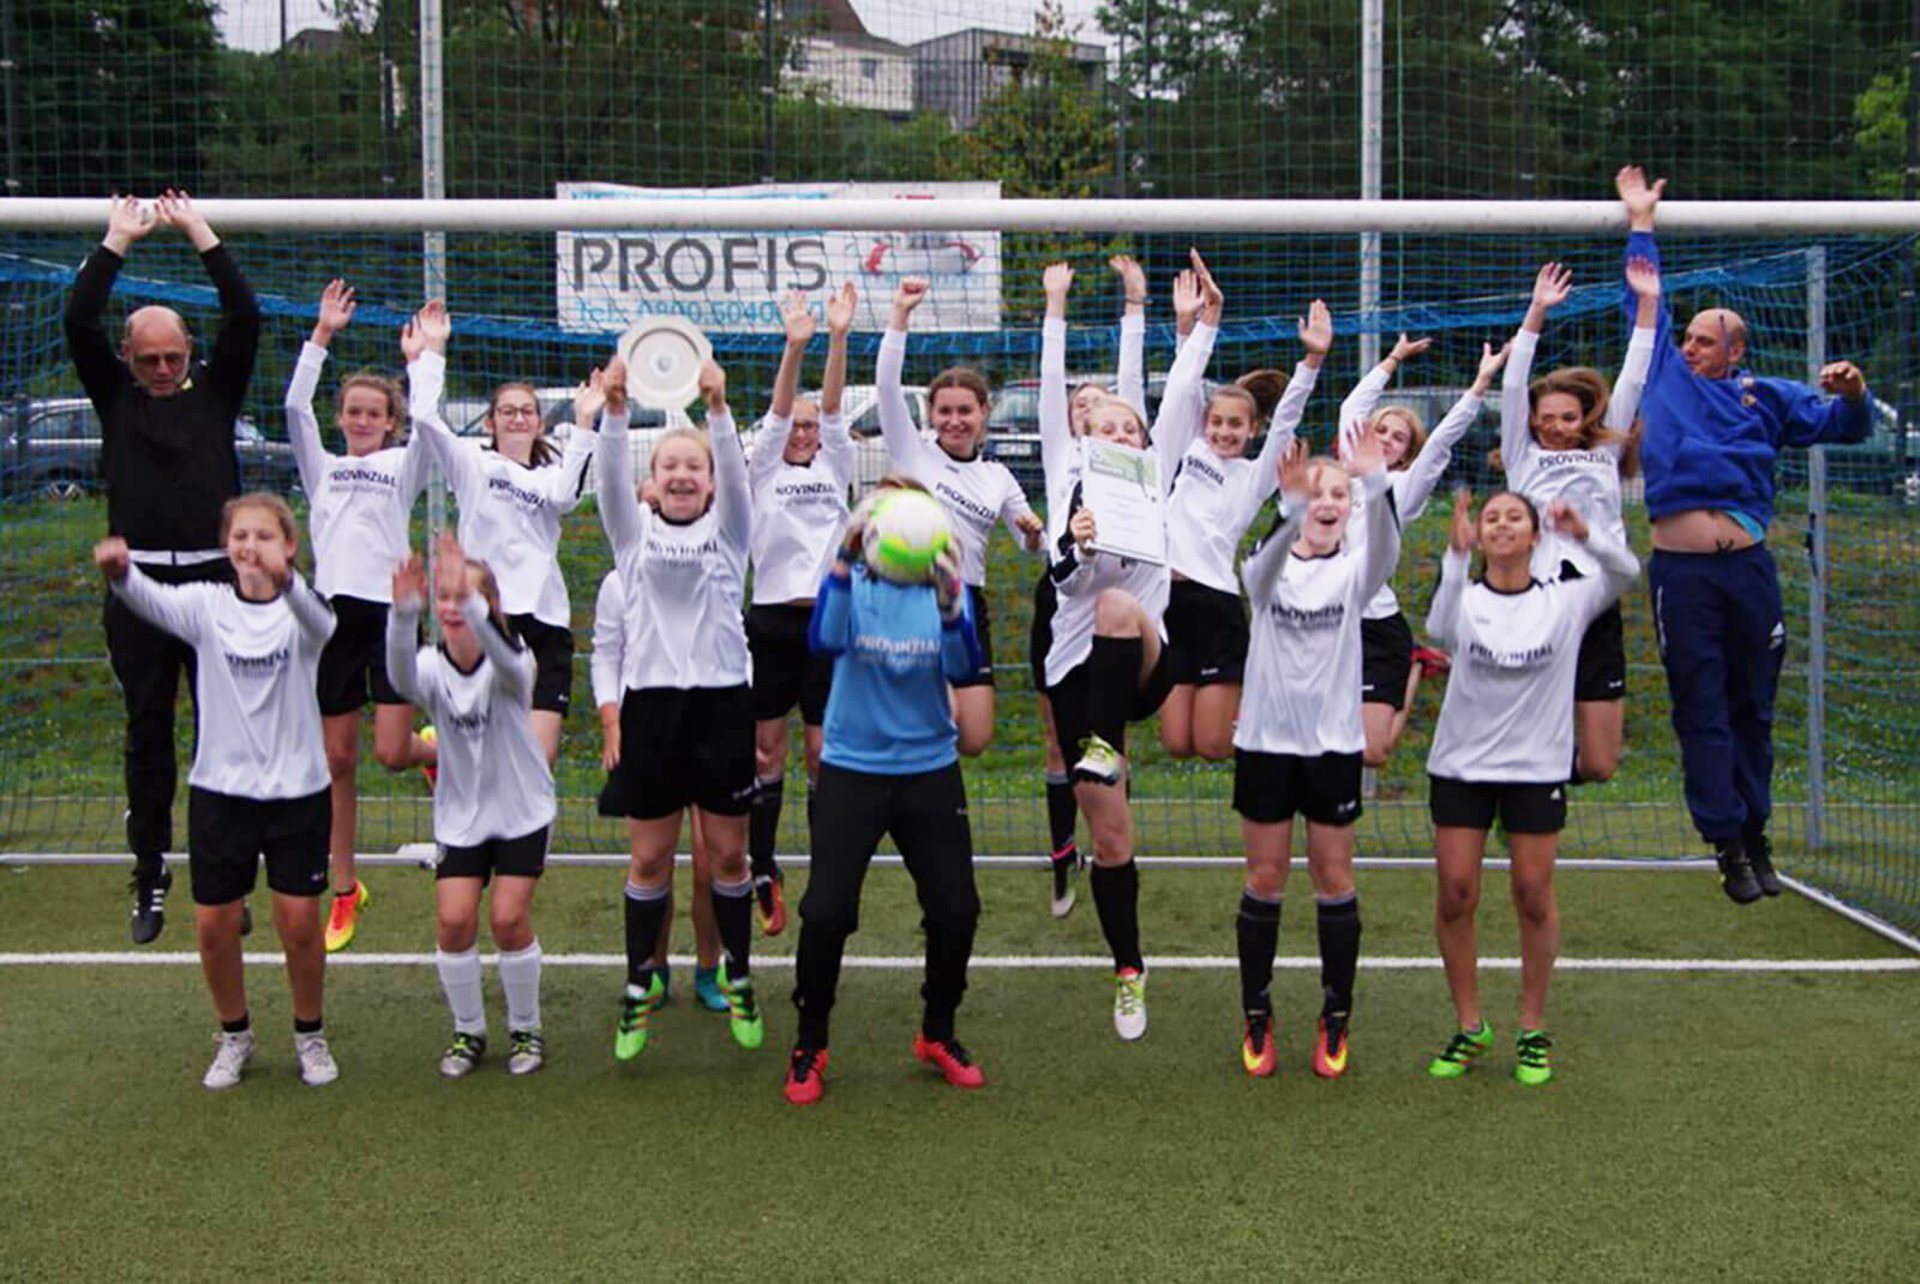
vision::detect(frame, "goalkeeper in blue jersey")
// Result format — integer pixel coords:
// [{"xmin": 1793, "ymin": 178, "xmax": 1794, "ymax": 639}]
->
[
  {"xmin": 783, "ymin": 479, "xmax": 986, "ymax": 1106},
  {"xmin": 1615, "ymin": 167, "xmax": 1872, "ymax": 905}
]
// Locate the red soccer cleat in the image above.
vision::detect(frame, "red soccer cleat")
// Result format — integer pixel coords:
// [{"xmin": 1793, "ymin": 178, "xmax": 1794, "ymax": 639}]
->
[
  {"xmin": 912, "ymin": 1032, "xmax": 986, "ymax": 1089},
  {"xmin": 784, "ymin": 1045, "xmax": 829, "ymax": 1106}
]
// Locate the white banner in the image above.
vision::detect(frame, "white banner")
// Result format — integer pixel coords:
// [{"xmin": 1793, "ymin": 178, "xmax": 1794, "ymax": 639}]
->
[{"xmin": 555, "ymin": 181, "xmax": 1003, "ymax": 334}]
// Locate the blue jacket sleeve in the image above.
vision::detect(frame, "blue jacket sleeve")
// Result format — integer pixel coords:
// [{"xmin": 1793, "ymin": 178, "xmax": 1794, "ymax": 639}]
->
[
  {"xmin": 1623, "ymin": 231, "xmax": 1672, "ymax": 344},
  {"xmin": 940, "ymin": 592, "xmax": 983, "ymax": 681},
  {"xmin": 809, "ymin": 570, "xmax": 852, "ymax": 657},
  {"xmin": 1772, "ymin": 380, "xmax": 1874, "ymax": 449}
]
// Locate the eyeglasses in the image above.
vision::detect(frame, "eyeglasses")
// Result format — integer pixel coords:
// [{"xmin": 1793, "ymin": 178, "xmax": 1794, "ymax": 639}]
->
[{"xmin": 493, "ymin": 405, "xmax": 540, "ymax": 421}]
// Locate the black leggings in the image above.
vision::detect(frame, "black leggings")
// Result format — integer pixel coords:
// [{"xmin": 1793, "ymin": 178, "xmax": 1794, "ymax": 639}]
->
[{"xmin": 791, "ymin": 761, "xmax": 979, "ymax": 1046}]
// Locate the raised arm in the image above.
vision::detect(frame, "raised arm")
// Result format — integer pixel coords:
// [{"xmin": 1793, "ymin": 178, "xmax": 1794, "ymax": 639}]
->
[
  {"xmin": 755, "ymin": 292, "xmax": 816, "ymax": 489},
  {"xmin": 1240, "ymin": 440, "xmax": 1310, "ymax": 605},
  {"xmin": 164, "ymin": 193, "xmax": 260, "ymax": 418},
  {"xmin": 1424, "ymin": 490, "xmax": 1475, "ymax": 646},
  {"xmin": 385, "ymin": 555, "xmax": 429, "ymax": 709},
  {"xmin": 820, "ymin": 282, "xmax": 857, "ymax": 483},
  {"xmin": 1151, "ymin": 249, "xmax": 1225, "ymax": 472},
  {"xmin": 1040, "ymin": 262, "xmax": 1077, "ymax": 499},
  {"xmin": 65, "ymin": 197, "xmax": 159, "ymax": 410},
  {"xmin": 1352, "ymin": 458, "xmax": 1404, "ymax": 602},
  {"xmin": 705, "ymin": 362, "xmax": 752, "ymax": 554},
  {"xmin": 286, "ymin": 280, "xmax": 356, "ymax": 495},
  {"xmin": 435, "ymin": 532, "xmax": 531, "ymax": 701},
  {"xmin": 1112, "ymin": 255, "xmax": 1149, "ymax": 420},
  {"xmin": 1607, "ymin": 261, "xmax": 1660, "ymax": 436},
  {"xmin": 595, "ymin": 362, "xmax": 645, "ymax": 555},
  {"xmin": 878, "ymin": 279, "xmax": 935, "ymax": 483},
  {"xmin": 1616, "ymin": 165, "xmax": 1671, "ymax": 338},
  {"xmin": 1398, "ymin": 341, "xmax": 1505, "ymax": 520},
  {"xmin": 1230, "ymin": 301, "xmax": 1330, "ymax": 525},
  {"xmin": 402, "ymin": 303, "xmax": 483, "ymax": 505},
  {"xmin": 1503, "ymin": 263, "xmax": 1572, "ymax": 482}
]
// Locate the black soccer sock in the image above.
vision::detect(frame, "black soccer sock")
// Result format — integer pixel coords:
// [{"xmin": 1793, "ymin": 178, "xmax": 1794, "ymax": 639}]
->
[
  {"xmin": 792, "ymin": 921, "xmax": 843, "ymax": 1049},
  {"xmin": 1090, "ymin": 859, "xmax": 1144, "ymax": 972},
  {"xmin": 221, "ymin": 1014, "xmax": 251, "ymax": 1035},
  {"xmin": 1086, "ymin": 635, "xmax": 1143, "ymax": 747},
  {"xmin": 711, "ymin": 876, "xmax": 755, "ymax": 980},
  {"xmin": 1316, "ymin": 894, "xmax": 1362, "ymax": 1015},
  {"xmin": 134, "ymin": 852, "xmax": 166, "ymax": 880},
  {"xmin": 1236, "ymin": 889, "xmax": 1282, "ymax": 1012},
  {"xmin": 1044, "ymin": 769, "xmax": 1078, "ymax": 857},
  {"xmin": 293, "ymin": 1015, "xmax": 324, "ymax": 1035},
  {"xmin": 622, "ymin": 881, "xmax": 670, "ymax": 989},
  {"xmin": 749, "ymin": 775, "xmax": 784, "ymax": 879}
]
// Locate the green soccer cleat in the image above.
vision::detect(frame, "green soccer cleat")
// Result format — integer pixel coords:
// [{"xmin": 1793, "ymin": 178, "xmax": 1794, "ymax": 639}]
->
[
  {"xmin": 613, "ymin": 973, "xmax": 665, "ymax": 1061},
  {"xmin": 1514, "ymin": 1029, "xmax": 1554, "ymax": 1087},
  {"xmin": 1072, "ymin": 735, "xmax": 1124, "ymax": 786},
  {"xmin": 1427, "ymin": 1021, "xmax": 1493, "ymax": 1079},
  {"xmin": 719, "ymin": 964, "xmax": 766, "ymax": 1050}
]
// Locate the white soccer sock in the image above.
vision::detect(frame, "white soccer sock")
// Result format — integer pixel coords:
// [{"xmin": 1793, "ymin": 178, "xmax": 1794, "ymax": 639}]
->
[
  {"xmin": 435, "ymin": 946, "xmax": 487, "ymax": 1036},
  {"xmin": 498, "ymin": 939, "xmax": 544, "ymax": 1033}
]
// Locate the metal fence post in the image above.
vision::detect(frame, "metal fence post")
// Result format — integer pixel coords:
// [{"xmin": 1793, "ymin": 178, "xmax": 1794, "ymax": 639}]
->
[{"xmin": 1806, "ymin": 244, "xmax": 1828, "ymax": 849}]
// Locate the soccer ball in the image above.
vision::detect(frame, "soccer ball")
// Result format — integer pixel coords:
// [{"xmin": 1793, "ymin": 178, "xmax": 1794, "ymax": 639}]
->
[{"xmin": 862, "ymin": 487, "xmax": 952, "ymax": 584}]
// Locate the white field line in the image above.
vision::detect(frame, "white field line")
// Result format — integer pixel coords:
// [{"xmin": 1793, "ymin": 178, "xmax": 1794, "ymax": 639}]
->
[{"xmin": 1, "ymin": 952, "xmax": 1915, "ymax": 973}]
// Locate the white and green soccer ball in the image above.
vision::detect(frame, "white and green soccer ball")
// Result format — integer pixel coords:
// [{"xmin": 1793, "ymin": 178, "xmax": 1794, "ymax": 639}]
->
[{"xmin": 863, "ymin": 487, "xmax": 952, "ymax": 584}]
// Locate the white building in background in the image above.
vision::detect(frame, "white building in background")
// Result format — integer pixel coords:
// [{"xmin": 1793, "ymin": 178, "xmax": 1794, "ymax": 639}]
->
[
  {"xmin": 912, "ymin": 27, "xmax": 1107, "ymax": 130},
  {"xmin": 782, "ymin": 0, "xmax": 916, "ymax": 116}
]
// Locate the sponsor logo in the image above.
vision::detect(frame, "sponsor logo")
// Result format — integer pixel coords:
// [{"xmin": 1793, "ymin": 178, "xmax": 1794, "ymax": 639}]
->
[
  {"xmin": 225, "ymin": 645, "xmax": 290, "ymax": 676},
  {"xmin": 487, "ymin": 474, "xmax": 547, "ymax": 509},
  {"xmin": 644, "ymin": 534, "xmax": 719, "ymax": 565},
  {"xmin": 1265, "ymin": 601, "xmax": 1346, "ymax": 631},
  {"xmin": 1334, "ymin": 799, "xmax": 1359, "ymax": 818},
  {"xmin": 932, "ymin": 480, "xmax": 998, "ymax": 530},
  {"xmin": 1467, "ymin": 640, "xmax": 1554, "ymax": 669},
  {"xmin": 1180, "ymin": 453, "xmax": 1227, "ymax": 487}
]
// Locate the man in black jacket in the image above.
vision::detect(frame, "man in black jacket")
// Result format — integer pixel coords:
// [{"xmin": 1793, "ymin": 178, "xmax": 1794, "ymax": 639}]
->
[{"xmin": 65, "ymin": 192, "xmax": 261, "ymax": 943}]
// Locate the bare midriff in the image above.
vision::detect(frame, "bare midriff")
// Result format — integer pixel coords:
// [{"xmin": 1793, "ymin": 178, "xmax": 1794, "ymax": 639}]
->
[{"xmin": 1651, "ymin": 509, "xmax": 1760, "ymax": 553}]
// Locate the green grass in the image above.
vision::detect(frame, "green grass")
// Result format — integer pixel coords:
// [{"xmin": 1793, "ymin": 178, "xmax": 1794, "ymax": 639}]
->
[{"xmin": 2, "ymin": 861, "xmax": 1916, "ymax": 1281}]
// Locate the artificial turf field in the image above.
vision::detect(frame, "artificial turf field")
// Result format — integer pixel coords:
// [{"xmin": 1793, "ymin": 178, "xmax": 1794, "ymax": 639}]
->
[{"xmin": 4, "ymin": 858, "xmax": 1916, "ymax": 1281}]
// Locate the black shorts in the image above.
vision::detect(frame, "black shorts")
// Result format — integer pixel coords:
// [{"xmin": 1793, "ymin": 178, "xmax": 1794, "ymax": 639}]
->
[
  {"xmin": 747, "ymin": 603, "xmax": 833, "ymax": 726},
  {"xmin": 317, "ymin": 595, "xmax": 409, "ymax": 716},
  {"xmin": 952, "ymin": 586, "xmax": 995, "ymax": 689},
  {"xmin": 801, "ymin": 761, "xmax": 977, "ymax": 939},
  {"xmin": 1047, "ymin": 646, "xmax": 1175, "ymax": 762},
  {"xmin": 186, "ymin": 786, "xmax": 331, "ymax": 906},
  {"xmin": 437, "ymin": 825, "xmax": 550, "ymax": 884},
  {"xmin": 1574, "ymin": 600, "xmax": 1628, "ymax": 703},
  {"xmin": 1233, "ymin": 750, "xmax": 1365, "ymax": 826},
  {"xmin": 508, "ymin": 613, "xmax": 574, "ymax": 716},
  {"xmin": 1028, "ymin": 569, "xmax": 1056, "ymax": 694},
  {"xmin": 1162, "ymin": 579, "xmax": 1249, "ymax": 686},
  {"xmin": 1429, "ymin": 775, "xmax": 1568, "ymax": 835},
  {"xmin": 599, "ymin": 685, "xmax": 757, "ymax": 821},
  {"xmin": 1360, "ymin": 612, "xmax": 1415, "ymax": 710}
]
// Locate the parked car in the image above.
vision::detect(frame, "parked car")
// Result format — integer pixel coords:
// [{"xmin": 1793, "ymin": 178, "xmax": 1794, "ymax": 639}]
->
[
  {"xmin": 840, "ymin": 383, "xmax": 928, "ymax": 495},
  {"xmin": 987, "ymin": 371, "xmax": 1220, "ymax": 495},
  {"xmin": 2, "ymin": 397, "xmax": 298, "ymax": 500}
]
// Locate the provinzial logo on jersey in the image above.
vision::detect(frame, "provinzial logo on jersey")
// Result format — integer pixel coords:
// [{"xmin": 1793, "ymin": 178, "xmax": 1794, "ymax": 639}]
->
[
  {"xmin": 852, "ymin": 631, "xmax": 940, "ymax": 673},
  {"xmin": 933, "ymin": 480, "xmax": 998, "ymax": 530},
  {"xmin": 644, "ymin": 535, "xmax": 720, "ymax": 564},
  {"xmin": 445, "ymin": 709, "xmax": 488, "ymax": 732},
  {"xmin": 487, "ymin": 474, "xmax": 547, "ymax": 509},
  {"xmin": 773, "ymin": 478, "xmax": 846, "ymax": 507},
  {"xmin": 1533, "ymin": 451, "xmax": 1617, "ymax": 472},
  {"xmin": 1467, "ymin": 639, "xmax": 1554, "ymax": 669},
  {"xmin": 1179, "ymin": 453, "xmax": 1227, "ymax": 488},
  {"xmin": 329, "ymin": 465, "xmax": 399, "ymax": 491},
  {"xmin": 1265, "ymin": 601, "xmax": 1345, "ymax": 630},
  {"xmin": 225, "ymin": 645, "xmax": 290, "ymax": 675}
]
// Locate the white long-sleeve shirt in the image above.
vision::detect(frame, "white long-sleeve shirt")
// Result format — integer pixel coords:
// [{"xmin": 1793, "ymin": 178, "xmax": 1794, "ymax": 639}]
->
[
  {"xmin": 386, "ymin": 593, "xmax": 554, "ymax": 848},
  {"xmin": 1424, "ymin": 532, "xmax": 1639, "ymax": 783},
  {"xmin": 877, "ymin": 328, "xmax": 1036, "ymax": 586},
  {"xmin": 590, "ymin": 570, "xmax": 626, "ymax": 710},
  {"xmin": 285, "ymin": 342, "xmax": 432, "ymax": 602},
  {"xmin": 111, "ymin": 567, "xmax": 333, "ymax": 799},
  {"xmin": 1500, "ymin": 327, "xmax": 1653, "ymax": 582},
  {"xmin": 1339, "ymin": 365, "xmax": 1487, "ymax": 620},
  {"xmin": 407, "ymin": 351, "xmax": 593, "ymax": 627},
  {"xmin": 598, "ymin": 405, "xmax": 751, "ymax": 691},
  {"xmin": 747, "ymin": 410, "xmax": 852, "ymax": 605},
  {"xmin": 1234, "ymin": 469, "xmax": 1401, "ymax": 756},
  {"xmin": 1164, "ymin": 359, "xmax": 1319, "ymax": 593},
  {"xmin": 1036, "ymin": 312, "xmax": 1150, "ymax": 516}
]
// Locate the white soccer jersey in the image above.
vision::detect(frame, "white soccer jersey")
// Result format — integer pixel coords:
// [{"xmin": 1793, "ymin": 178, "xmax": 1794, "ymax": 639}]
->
[
  {"xmin": 1424, "ymin": 535, "xmax": 1639, "ymax": 783},
  {"xmin": 1339, "ymin": 365, "xmax": 1487, "ymax": 620},
  {"xmin": 286, "ymin": 342, "xmax": 431, "ymax": 602},
  {"xmin": 589, "ymin": 570, "xmax": 626, "ymax": 710},
  {"xmin": 407, "ymin": 351, "xmax": 592, "ymax": 627},
  {"xmin": 1038, "ymin": 313, "xmax": 1151, "ymax": 516},
  {"xmin": 1164, "ymin": 359, "xmax": 1319, "ymax": 593},
  {"xmin": 112, "ymin": 568, "xmax": 333, "ymax": 799},
  {"xmin": 748, "ymin": 410, "xmax": 853, "ymax": 605},
  {"xmin": 1235, "ymin": 470, "xmax": 1401, "ymax": 756},
  {"xmin": 598, "ymin": 405, "xmax": 751, "ymax": 691},
  {"xmin": 386, "ymin": 594, "xmax": 555, "ymax": 848},
  {"xmin": 1501, "ymin": 327, "xmax": 1653, "ymax": 582},
  {"xmin": 876, "ymin": 328, "xmax": 1036, "ymax": 585}
]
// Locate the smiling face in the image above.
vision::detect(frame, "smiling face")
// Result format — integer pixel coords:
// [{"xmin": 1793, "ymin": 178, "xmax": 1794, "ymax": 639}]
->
[
  {"xmin": 784, "ymin": 396, "xmax": 822, "ymax": 466},
  {"xmin": 337, "ymin": 381, "xmax": 398, "ymax": 456},
  {"xmin": 1372, "ymin": 409, "xmax": 1417, "ymax": 468},
  {"xmin": 651, "ymin": 431, "xmax": 715, "ymax": 521},
  {"xmin": 1681, "ymin": 308, "xmax": 1747, "ymax": 380},
  {"xmin": 122, "ymin": 308, "xmax": 192, "ymax": 398},
  {"xmin": 1477, "ymin": 492, "xmax": 1539, "ymax": 562},
  {"xmin": 1297, "ymin": 460, "xmax": 1354, "ymax": 555},
  {"xmin": 1203, "ymin": 389, "xmax": 1257, "ymax": 459},
  {"xmin": 1068, "ymin": 382, "xmax": 1108, "ymax": 436},
  {"xmin": 1531, "ymin": 390, "xmax": 1586, "ymax": 452},
  {"xmin": 486, "ymin": 384, "xmax": 543, "ymax": 465},
  {"xmin": 1084, "ymin": 398, "xmax": 1146, "ymax": 450},
  {"xmin": 929, "ymin": 384, "xmax": 986, "ymax": 458}
]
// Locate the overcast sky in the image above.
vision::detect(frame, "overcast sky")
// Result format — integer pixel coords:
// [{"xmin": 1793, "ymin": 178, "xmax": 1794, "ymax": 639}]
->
[{"xmin": 216, "ymin": 1, "xmax": 1111, "ymax": 54}]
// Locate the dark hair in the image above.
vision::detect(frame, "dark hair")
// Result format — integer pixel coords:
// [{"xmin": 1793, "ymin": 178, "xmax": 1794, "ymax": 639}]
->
[
  {"xmin": 928, "ymin": 366, "xmax": 992, "ymax": 412},
  {"xmin": 220, "ymin": 492, "xmax": 299, "ymax": 544},
  {"xmin": 1232, "ymin": 368, "xmax": 1289, "ymax": 422},
  {"xmin": 488, "ymin": 382, "xmax": 558, "ymax": 468},
  {"xmin": 1480, "ymin": 489, "xmax": 1541, "ymax": 533},
  {"xmin": 1528, "ymin": 367, "xmax": 1616, "ymax": 452}
]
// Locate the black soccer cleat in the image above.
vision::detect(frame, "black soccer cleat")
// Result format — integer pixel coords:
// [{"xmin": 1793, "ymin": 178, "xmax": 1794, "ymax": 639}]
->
[
  {"xmin": 1715, "ymin": 841, "xmax": 1762, "ymax": 906},
  {"xmin": 129, "ymin": 862, "xmax": 173, "ymax": 945},
  {"xmin": 1746, "ymin": 831, "xmax": 1783, "ymax": 898}
]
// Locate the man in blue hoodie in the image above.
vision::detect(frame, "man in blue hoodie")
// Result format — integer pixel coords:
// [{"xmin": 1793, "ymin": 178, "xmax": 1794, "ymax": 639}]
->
[{"xmin": 1615, "ymin": 166, "xmax": 1871, "ymax": 904}]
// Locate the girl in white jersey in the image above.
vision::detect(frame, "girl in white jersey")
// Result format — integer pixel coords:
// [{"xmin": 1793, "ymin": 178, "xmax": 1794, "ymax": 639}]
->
[
  {"xmin": 402, "ymin": 302, "xmax": 593, "ymax": 767},
  {"xmin": 879, "ymin": 277, "xmax": 1046, "ymax": 756},
  {"xmin": 94, "ymin": 493, "xmax": 339, "ymax": 1092},
  {"xmin": 1156, "ymin": 256, "xmax": 1332, "ymax": 762},
  {"xmin": 1338, "ymin": 334, "xmax": 1509, "ymax": 767},
  {"xmin": 1232, "ymin": 430, "xmax": 1398, "ymax": 1080},
  {"xmin": 596, "ymin": 356, "xmax": 765, "ymax": 1061},
  {"xmin": 387, "ymin": 534, "xmax": 554, "ymax": 1077},
  {"xmin": 1423, "ymin": 488, "xmax": 1639, "ymax": 1087},
  {"xmin": 286, "ymin": 280, "xmax": 436, "ymax": 955},
  {"xmin": 1501, "ymin": 262, "xmax": 1656, "ymax": 785},
  {"xmin": 744, "ymin": 284, "xmax": 856, "ymax": 938}
]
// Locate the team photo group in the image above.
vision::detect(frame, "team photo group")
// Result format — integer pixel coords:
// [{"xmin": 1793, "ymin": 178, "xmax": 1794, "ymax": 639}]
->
[{"xmin": 75, "ymin": 166, "xmax": 1872, "ymax": 1105}]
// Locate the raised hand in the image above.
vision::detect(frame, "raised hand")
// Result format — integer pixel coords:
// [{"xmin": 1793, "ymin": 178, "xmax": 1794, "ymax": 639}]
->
[
  {"xmin": 391, "ymin": 552, "xmax": 428, "ymax": 612},
  {"xmin": 1277, "ymin": 438, "xmax": 1311, "ymax": 504},
  {"xmin": 602, "ymin": 358, "xmax": 629, "ymax": 414},
  {"xmin": 1171, "ymin": 268, "xmax": 1202, "ymax": 334},
  {"xmin": 156, "ymin": 190, "xmax": 217, "ymax": 252},
  {"xmin": 254, "ymin": 537, "xmax": 293, "ymax": 590},
  {"xmin": 1348, "ymin": 417, "xmax": 1386, "ymax": 476},
  {"xmin": 1471, "ymin": 340, "xmax": 1511, "ymax": 395},
  {"xmin": 313, "ymin": 279, "xmax": 356, "ymax": 346},
  {"xmin": 1532, "ymin": 262, "xmax": 1574, "ymax": 311},
  {"xmin": 415, "ymin": 300, "xmax": 451, "ymax": 354},
  {"xmin": 1615, "ymin": 165, "xmax": 1667, "ymax": 232},
  {"xmin": 1295, "ymin": 300, "xmax": 1334, "ymax": 359},
  {"xmin": 1625, "ymin": 255, "xmax": 1662, "ymax": 302},
  {"xmin": 103, "ymin": 195, "xmax": 157, "ymax": 254},
  {"xmin": 698, "ymin": 359, "xmax": 728, "ymax": 413},
  {"xmin": 1819, "ymin": 360, "xmax": 1867, "ymax": 403},
  {"xmin": 1110, "ymin": 254, "xmax": 1147, "ymax": 307},
  {"xmin": 780, "ymin": 290, "xmax": 817, "ymax": 348},
  {"xmin": 1190, "ymin": 249, "xmax": 1223, "ymax": 325},
  {"xmin": 433, "ymin": 531, "xmax": 470, "ymax": 602},
  {"xmin": 891, "ymin": 277, "xmax": 930, "ymax": 329},
  {"xmin": 1043, "ymin": 261, "xmax": 1074, "ymax": 320},
  {"xmin": 1388, "ymin": 333, "xmax": 1433, "ymax": 365},
  {"xmin": 574, "ymin": 368, "xmax": 608, "ymax": 430},
  {"xmin": 93, "ymin": 535, "xmax": 132, "ymax": 583},
  {"xmin": 1449, "ymin": 488, "xmax": 1476, "ymax": 554},
  {"xmin": 826, "ymin": 280, "xmax": 857, "ymax": 336}
]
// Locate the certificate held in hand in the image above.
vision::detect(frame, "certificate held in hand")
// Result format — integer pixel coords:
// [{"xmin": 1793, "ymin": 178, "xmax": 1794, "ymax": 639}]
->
[{"xmin": 1079, "ymin": 437, "xmax": 1166, "ymax": 566}]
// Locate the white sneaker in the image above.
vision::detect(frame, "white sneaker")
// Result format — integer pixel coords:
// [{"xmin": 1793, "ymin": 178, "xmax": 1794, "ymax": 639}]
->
[
  {"xmin": 508, "ymin": 1029, "xmax": 546, "ymax": 1076},
  {"xmin": 1049, "ymin": 850, "xmax": 1081, "ymax": 920},
  {"xmin": 1112, "ymin": 968, "xmax": 1148, "ymax": 1041},
  {"xmin": 202, "ymin": 1028, "xmax": 255, "ymax": 1090},
  {"xmin": 439, "ymin": 1031, "xmax": 487, "ymax": 1079},
  {"xmin": 294, "ymin": 1030, "xmax": 339, "ymax": 1086}
]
